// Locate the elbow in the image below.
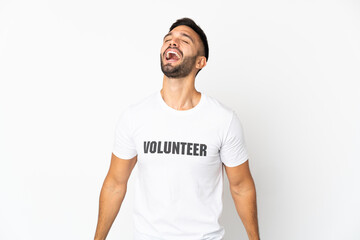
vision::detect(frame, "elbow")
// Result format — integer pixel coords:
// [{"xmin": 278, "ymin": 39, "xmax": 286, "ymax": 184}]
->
[
  {"xmin": 230, "ymin": 179, "xmax": 256, "ymax": 197},
  {"xmin": 102, "ymin": 176, "xmax": 128, "ymax": 195}
]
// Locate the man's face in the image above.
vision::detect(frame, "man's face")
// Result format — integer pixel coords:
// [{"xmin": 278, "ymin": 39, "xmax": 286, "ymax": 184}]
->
[{"xmin": 160, "ymin": 25, "xmax": 203, "ymax": 78}]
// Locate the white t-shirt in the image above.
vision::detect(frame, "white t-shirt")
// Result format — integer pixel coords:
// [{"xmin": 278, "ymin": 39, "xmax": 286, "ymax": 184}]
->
[{"xmin": 113, "ymin": 90, "xmax": 249, "ymax": 240}]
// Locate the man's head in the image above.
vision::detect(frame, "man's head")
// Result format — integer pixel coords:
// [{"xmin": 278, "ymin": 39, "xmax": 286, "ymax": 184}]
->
[{"xmin": 160, "ymin": 17, "xmax": 209, "ymax": 78}]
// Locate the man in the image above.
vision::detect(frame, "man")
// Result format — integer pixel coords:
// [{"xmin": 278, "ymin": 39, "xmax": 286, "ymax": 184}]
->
[{"xmin": 94, "ymin": 17, "xmax": 260, "ymax": 240}]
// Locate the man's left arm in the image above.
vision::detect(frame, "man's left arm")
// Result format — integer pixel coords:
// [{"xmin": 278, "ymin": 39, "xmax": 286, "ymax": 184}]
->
[{"xmin": 224, "ymin": 160, "xmax": 260, "ymax": 240}]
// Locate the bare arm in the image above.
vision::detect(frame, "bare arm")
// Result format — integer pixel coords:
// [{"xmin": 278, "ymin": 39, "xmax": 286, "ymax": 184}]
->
[
  {"xmin": 94, "ymin": 153, "xmax": 137, "ymax": 240},
  {"xmin": 224, "ymin": 160, "xmax": 260, "ymax": 240}
]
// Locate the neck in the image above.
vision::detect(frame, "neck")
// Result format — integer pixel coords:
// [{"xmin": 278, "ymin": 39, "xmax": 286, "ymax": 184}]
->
[{"xmin": 161, "ymin": 74, "xmax": 201, "ymax": 111}]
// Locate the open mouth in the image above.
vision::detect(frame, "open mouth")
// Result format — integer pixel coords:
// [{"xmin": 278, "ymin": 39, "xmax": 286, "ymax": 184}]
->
[{"xmin": 165, "ymin": 49, "xmax": 181, "ymax": 62}]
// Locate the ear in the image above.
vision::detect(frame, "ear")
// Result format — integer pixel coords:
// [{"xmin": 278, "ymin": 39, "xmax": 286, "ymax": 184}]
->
[{"xmin": 196, "ymin": 56, "xmax": 207, "ymax": 70}]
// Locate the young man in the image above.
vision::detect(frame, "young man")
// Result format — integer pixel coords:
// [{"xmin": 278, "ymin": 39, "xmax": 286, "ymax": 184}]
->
[{"xmin": 94, "ymin": 18, "xmax": 260, "ymax": 240}]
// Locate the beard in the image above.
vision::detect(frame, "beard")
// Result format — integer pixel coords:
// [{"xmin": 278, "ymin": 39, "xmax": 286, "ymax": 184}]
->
[{"xmin": 160, "ymin": 53, "xmax": 197, "ymax": 79}]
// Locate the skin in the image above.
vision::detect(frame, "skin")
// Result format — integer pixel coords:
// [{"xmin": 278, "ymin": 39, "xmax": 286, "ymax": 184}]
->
[
  {"xmin": 94, "ymin": 153, "xmax": 137, "ymax": 240},
  {"xmin": 224, "ymin": 160, "xmax": 260, "ymax": 240},
  {"xmin": 159, "ymin": 25, "xmax": 206, "ymax": 110},
  {"xmin": 94, "ymin": 25, "xmax": 260, "ymax": 240}
]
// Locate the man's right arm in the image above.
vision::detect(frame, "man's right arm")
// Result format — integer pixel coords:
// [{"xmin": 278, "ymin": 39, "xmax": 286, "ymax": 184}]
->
[{"xmin": 94, "ymin": 153, "xmax": 137, "ymax": 240}]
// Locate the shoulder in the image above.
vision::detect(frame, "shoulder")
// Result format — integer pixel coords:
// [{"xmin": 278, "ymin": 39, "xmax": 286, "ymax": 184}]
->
[
  {"xmin": 203, "ymin": 93, "xmax": 235, "ymax": 120},
  {"xmin": 120, "ymin": 90, "xmax": 158, "ymax": 117}
]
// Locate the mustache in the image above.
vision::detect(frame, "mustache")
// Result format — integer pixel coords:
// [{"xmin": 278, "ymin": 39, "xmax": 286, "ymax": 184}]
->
[{"xmin": 163, "ymin": 46, "xmax": 183, "ymax": 57}]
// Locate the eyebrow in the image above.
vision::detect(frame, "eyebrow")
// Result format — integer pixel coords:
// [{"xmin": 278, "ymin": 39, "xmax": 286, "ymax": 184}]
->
[{"xmin": 163, "ymin": 32, "xmax": 194, "ymax": 43}]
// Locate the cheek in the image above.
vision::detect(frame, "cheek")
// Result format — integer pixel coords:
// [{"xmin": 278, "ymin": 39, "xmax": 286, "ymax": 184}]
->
[
  {"xmin": 183, "ymin": 46, "xmax": 196, "ymax": 56},
  {"xmin": 193, "ymin": 45, "xmax": 200, "ymax": 55}
]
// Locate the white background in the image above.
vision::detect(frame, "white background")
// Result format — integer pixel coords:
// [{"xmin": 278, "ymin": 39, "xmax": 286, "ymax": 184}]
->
[{"xmin": 1, "ymin": 0, "xmax": 359, "ymax": 239}]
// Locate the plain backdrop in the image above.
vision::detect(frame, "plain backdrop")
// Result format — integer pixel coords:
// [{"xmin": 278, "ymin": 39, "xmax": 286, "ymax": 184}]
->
[{"xmin": 0, "ymin": 0, "xmax": 359, "ymax": 239}]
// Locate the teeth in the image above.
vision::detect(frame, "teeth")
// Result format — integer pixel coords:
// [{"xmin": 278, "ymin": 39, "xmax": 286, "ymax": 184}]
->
[{"xmin": 166, "ymin": 50, "xmax": 180, "ymax": 59}]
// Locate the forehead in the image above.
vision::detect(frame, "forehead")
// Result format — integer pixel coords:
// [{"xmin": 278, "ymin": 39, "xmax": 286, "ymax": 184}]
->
[{"xmin": 166, "ymin": 25, "xmax": 201, "ymax": 42}]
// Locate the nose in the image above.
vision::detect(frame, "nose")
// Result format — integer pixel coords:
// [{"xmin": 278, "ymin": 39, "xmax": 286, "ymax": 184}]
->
[{"xmin": 169, "ymin": 38, "xmax": 178, "ymax": 48}]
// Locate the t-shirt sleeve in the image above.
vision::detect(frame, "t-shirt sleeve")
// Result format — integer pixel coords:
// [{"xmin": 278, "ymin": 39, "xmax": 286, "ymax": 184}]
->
[
  {"xmin": 220, "ymin": 111, "xmax": 249, "ymax": 167},
  {"xmin": 112, "ymin": 108, "xmax": 137, "ymax": 160}
]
